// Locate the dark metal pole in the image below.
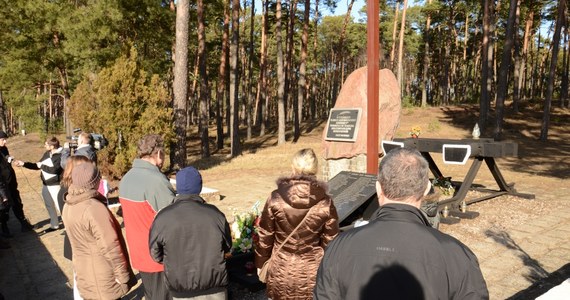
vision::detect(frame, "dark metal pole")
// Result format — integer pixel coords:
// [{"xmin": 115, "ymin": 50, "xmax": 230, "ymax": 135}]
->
[{"xmin": 366, "ymin": 0, "xmax": 380, "ymax": 175}]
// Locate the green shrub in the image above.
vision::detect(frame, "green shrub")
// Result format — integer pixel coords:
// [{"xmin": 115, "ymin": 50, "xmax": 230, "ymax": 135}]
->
[{"xmin": 69, "ymin": 48, "xmax": 173, "ymax": 179}]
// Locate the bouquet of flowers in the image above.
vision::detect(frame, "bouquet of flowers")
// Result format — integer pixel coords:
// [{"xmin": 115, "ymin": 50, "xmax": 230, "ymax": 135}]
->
[
  {"xmin": 410, "ymin": 126, "xmax": 421, "ymax": 138},
  {"xmin": 230, "ymin": 201, "xmax": 260, "ymax": 254},
  {"xmin": 432, "ymin": 176, "xmax": 455, "ymax": 196}
]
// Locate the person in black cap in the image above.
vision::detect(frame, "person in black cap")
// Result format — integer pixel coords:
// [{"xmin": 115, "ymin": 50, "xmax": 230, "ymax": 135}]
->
[
  {"xmin": 0, "ymin": 131, "xmax": 34, "ymax": 237},
  {"xmin": 149, "ymin": 167, "xmax": 232, "ymax": 300}
]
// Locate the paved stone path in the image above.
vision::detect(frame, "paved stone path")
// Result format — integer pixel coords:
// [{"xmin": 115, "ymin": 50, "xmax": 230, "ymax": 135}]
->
[{"xmin": 1, "ymin": 172, "xmax": 569, "ymax": 299}]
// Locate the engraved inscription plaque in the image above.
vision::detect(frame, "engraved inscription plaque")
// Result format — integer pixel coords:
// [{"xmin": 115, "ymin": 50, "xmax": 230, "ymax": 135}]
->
[
  {"xmin": 328, "ymin": 171, "xmax": 377, "ymax": 224},
  {"xmin": 324, "ymin": 108, "xmax": 362, "ymax": 142}
]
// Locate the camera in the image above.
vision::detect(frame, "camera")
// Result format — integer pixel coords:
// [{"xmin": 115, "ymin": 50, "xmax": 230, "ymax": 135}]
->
[
  {"xmin": 66, "ymin": 128, "xmax": 82, "ymax": 150},
  {"xmin": 66, "ymin": 128, "xmax": 108, "ymax": 151}
]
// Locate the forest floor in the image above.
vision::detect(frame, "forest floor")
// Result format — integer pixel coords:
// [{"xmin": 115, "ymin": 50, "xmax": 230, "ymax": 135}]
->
[{"xmin": 3, "ymin": 102, "xmax": 570, "ymax": 299}]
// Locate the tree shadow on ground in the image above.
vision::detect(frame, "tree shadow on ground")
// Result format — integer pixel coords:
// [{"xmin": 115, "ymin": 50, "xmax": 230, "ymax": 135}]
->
[
  {"xmin": 483, "ymin": 228, "xmax": 570, "ymax": 299},
  {"xmin": 0, "ymin": 219, "xmax": 71, "ymax": 299},
  {"xmin": 485, "ymin": 229, "xmax": 549, "ymax": 283},
  {"xmin": 440, "ymin": 104, "xmax": 570, "ymax": 179},
  {"xmin": 507, "ymin": 263, "xmax": 570, "ymax": 300}
]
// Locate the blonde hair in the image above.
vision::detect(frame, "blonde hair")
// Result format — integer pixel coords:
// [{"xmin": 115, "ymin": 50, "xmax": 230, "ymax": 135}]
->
[{"xmin": 292, "ymin": 148, "xmax": 318, "ymax": 176}]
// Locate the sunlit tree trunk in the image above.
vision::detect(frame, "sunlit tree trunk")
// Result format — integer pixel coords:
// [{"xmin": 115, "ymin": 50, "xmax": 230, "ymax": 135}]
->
[
  {"xmin": 197, "ymin": 0, "xmax": 210, "ymax": 158},
  {"xmin": 276, "ymin": 0, "xmax": 286, "ymax": 145},
  {"xmin": 230, "ymin": 0, "xmax": 241, "ymax": 156},
  {"xmin": 246, "ymin": 0, "xmax": 255, "ymax": 140},
  {"xmin": 255, "ymin": 0, "xmax": 268, "ymax": 136},
  {"xmin": 480, "ymin": 0, "xmax": 493, "ymax": 132},
  {"xmin": 560, "ymin": 25, "xmax": 569, "ymax": 108},
  {"xmin": 494, "ymin": 0, "xmax": 518, "ymax": 139},
  {"xmin": 310, "ymin": 0, "xmax": 319, "ymax": 120},
  {"xmin": 390, "ymin": 2, "xmax": 400, "ymax": 69},
  {"xmin": 512, "ymin": 0, "xmax": 522, "ymax": 113},
  {"xmin": 396, "ymin": 0, "xmax": 408, "ymax": 91},
  {"xmin": 295, "ymin": 0, "xmax": 311, "ymax": 142},
  {"xmin": 216, "ymin": 0, "xmax": 230, "ymax": 150},
  {"xmin": 540, "ymin": 0, "xmax": 565, "ymax": 141},
  {"xmin": 420, "ymin": 0, "xmax": 433, "ymax": 107},
  {"xmin": 172, "ymin": 0, "xmax": 189, "ymax": 169}
]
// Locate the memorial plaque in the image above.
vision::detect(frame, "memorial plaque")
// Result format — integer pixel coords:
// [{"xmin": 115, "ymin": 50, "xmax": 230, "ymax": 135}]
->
[
  {"xmin": 328, "ymin": 171, "xmax": 378, "ymax": 226},
  {"xmin": 324, "ymin": 108, "xmax": 362, "ymax": 142}
]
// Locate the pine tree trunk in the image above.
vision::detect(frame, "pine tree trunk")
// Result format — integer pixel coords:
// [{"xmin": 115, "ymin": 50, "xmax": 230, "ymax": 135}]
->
[
  {"xmin": 420, "ymin": 0, "xmax": 433, "ymax": 107},
  {"xmin": 390, "ymin": 3, "xmax": 399, "ymax": 69},
  {"xmin": 560, "ymin": 26, "xmax": 569, "ymax": 107},
  {"xmin": 494, "ymin": 0, "xmax": 518, "ymax": 139},
  {"xmin": 197, "ymin": 0, "xmax": 210, "ymax": 158},
  {"xmin": 255, "ymin": 0, "xmax": 269, "ymax": 136},
  {"xmin": 276, "ymin": 0, "xmax": 286, "ymax": 145},
  {"xmin": 295, "ymin": 0, "xmax": 311, "ymax": 142},
  {"xmin": 480, "ymin": 0, "xmax": 493, "ymax": 132},
  {"xmin": 216, "ymin": 0, "xmax": 230, "ymax": 150},
  {"xmin": 540, "ymin": 0, "xmax": 565, "ymax": 141},
  {"xmin": 396, "ymin": 0, "xmax": 408, "ymax": 91},
  {"xmin": 230, "ymin": 0, "xmax": 241, "ymax": 156},
  {"xmin": 0, "ymin": 91, "xmax": 7, "ymax": 132},
  {"xmin": 172, "ymin": 0, "xmax": 189, "ymax": 169},
  {"xmin": 512, "ymin": 0, "xmax": 522, "ymax": 113}
]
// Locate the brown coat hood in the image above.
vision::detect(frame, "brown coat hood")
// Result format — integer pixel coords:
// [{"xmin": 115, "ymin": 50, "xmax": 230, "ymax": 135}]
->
[
  {"xmin": 255, "ymin": 175, "xmax": 339, "ymax": 300},
  {"xmin": 63, "ymin": 189, "xmax": 135, "ymax": 299}
]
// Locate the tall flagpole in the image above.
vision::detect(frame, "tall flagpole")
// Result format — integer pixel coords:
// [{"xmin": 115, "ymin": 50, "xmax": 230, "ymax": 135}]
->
[{"xmin": 366, "ymin": 0, "xmax": 380, "ymax": 175}]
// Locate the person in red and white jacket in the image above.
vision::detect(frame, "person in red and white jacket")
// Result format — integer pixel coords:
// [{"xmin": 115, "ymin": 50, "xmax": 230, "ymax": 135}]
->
[{"xmin": 119, "ymin": 134, "xmax": 175, "ymax": 300}]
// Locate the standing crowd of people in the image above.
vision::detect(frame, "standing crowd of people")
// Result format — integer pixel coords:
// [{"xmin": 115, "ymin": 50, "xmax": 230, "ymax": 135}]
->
[{"xmin": 0, "ymin": 131, "xmax": 489, "ymax": 300}]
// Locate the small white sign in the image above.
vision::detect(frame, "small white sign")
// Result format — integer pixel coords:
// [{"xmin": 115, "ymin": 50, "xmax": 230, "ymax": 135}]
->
[
  {"xmin": 381, "ymin": 140, "xmax": 404, "ymax": 155},
  {"xmin": 442, "ymin": 144, "xmax": 471, "ymax": 165}
]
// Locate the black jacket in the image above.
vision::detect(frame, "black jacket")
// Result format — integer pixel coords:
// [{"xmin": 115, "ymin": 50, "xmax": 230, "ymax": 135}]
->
[
  {"xmin": 149, "ymin": 194, "xmax": 232, "ymax": 298},
  {"xmin": 0, "ymin": 147, "xmax": 16, "ymax": 200},
  {"xmin": 314, "ymin": 203, "xmax": 489, "ymax": 300},
  {"xmin": 61, "ymin": 144, "xmax": 97, "ymax": 169},
  {"xmin": 22, "ymin": 149, "xmax": 63, "ymax": 186}
]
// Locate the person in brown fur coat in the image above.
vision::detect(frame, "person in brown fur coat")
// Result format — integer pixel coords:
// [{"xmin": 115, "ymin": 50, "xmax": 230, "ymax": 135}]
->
[{"xmin": 255, "ymin": 148, "xmax": 339, "ymax": 300}]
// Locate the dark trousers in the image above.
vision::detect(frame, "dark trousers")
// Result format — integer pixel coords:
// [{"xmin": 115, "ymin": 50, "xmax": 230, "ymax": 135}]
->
[
  {"xmin": 0, "ymin": 185, "xmax": 27, "ymax": 225},
  {"xmin": 140, "ymin": 271, "xmax": 171, "ymax": 300}
]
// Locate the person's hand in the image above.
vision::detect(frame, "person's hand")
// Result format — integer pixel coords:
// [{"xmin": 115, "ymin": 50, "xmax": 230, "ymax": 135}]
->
[
  {"xmin": 63, "ymin": 142, "xmax": 70, "ymax": 149},
  {"xmin": 14, "ymin": 160, "xmax": 24, "ymax": 167}
]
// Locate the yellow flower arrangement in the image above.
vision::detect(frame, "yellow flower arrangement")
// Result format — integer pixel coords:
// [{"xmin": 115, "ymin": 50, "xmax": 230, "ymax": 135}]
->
[{"xmin": 410, "ymin": 126, "xmax": 421, "ymax": 138}]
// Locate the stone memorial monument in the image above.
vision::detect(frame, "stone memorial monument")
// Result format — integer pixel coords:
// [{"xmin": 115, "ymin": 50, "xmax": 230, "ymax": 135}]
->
[{"xmin": 322, "ymin": 67, "xmax": 401, "ymax": 180}]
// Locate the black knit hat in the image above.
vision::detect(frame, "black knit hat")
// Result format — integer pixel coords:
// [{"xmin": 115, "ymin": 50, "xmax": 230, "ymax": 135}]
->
[
  {"xmin": 0, "ymin": 131, "xmax": 7, "ymax": 139},
  {"xmin": 176, "ymin": 167, "xmax": 202, "ymax": 195}
]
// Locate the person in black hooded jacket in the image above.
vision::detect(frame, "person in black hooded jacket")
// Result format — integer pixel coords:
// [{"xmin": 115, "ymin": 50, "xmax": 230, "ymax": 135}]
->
[
  {"xmin": 149, "ymin": 166, "xmax": 232, "ymax": 300},
  {"xmin": 314, "ymin": 148, "xmax": 489, "ymax": 300},
  {"xmin": 0, "ymin": 131, "xmax": 34, "ymax": 238}
]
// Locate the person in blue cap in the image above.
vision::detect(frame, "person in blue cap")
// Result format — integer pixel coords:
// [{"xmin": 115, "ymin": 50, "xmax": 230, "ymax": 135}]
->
[{"xmin": 149, "ymin": 167, "xmax": 232, "ymax": 300}]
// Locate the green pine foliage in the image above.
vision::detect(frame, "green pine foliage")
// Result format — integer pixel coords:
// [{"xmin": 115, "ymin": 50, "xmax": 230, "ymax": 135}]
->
[{"xmin": 69, "ymin": 48, "xmax": 173, "ymax": 178}]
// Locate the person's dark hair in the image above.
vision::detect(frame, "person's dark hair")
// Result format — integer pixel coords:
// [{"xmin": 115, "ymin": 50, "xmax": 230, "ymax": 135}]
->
[
  {"xmin": 137, "ymin": 134, "xmax": 164, "ymax": 158},
  {"xmin": 46, "ymin": 136, "xmax": 60, "ymax": 149},
  {"xmin": 378, "ymin": 148, "xmax": 429, "ymax": 201}
]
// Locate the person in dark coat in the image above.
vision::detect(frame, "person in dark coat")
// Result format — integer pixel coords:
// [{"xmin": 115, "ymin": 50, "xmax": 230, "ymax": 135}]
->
[
  {"xmin": 61, "ymin": 132, "xmax": 97, "ymax": 169},
  {"xmin": 255, "ymin": 148, "xmax": 339, "ymax": 300},
  {"xmin": 314, "ymin": 148, "xmax": 489, "ymax": 300},
  {"xmin": 0, "ymin": 131, "xmax": 34, "ymax": 237},
  {"xmin": 150, "ymin": 167, "xmax": 232, "ymax": 300}
]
